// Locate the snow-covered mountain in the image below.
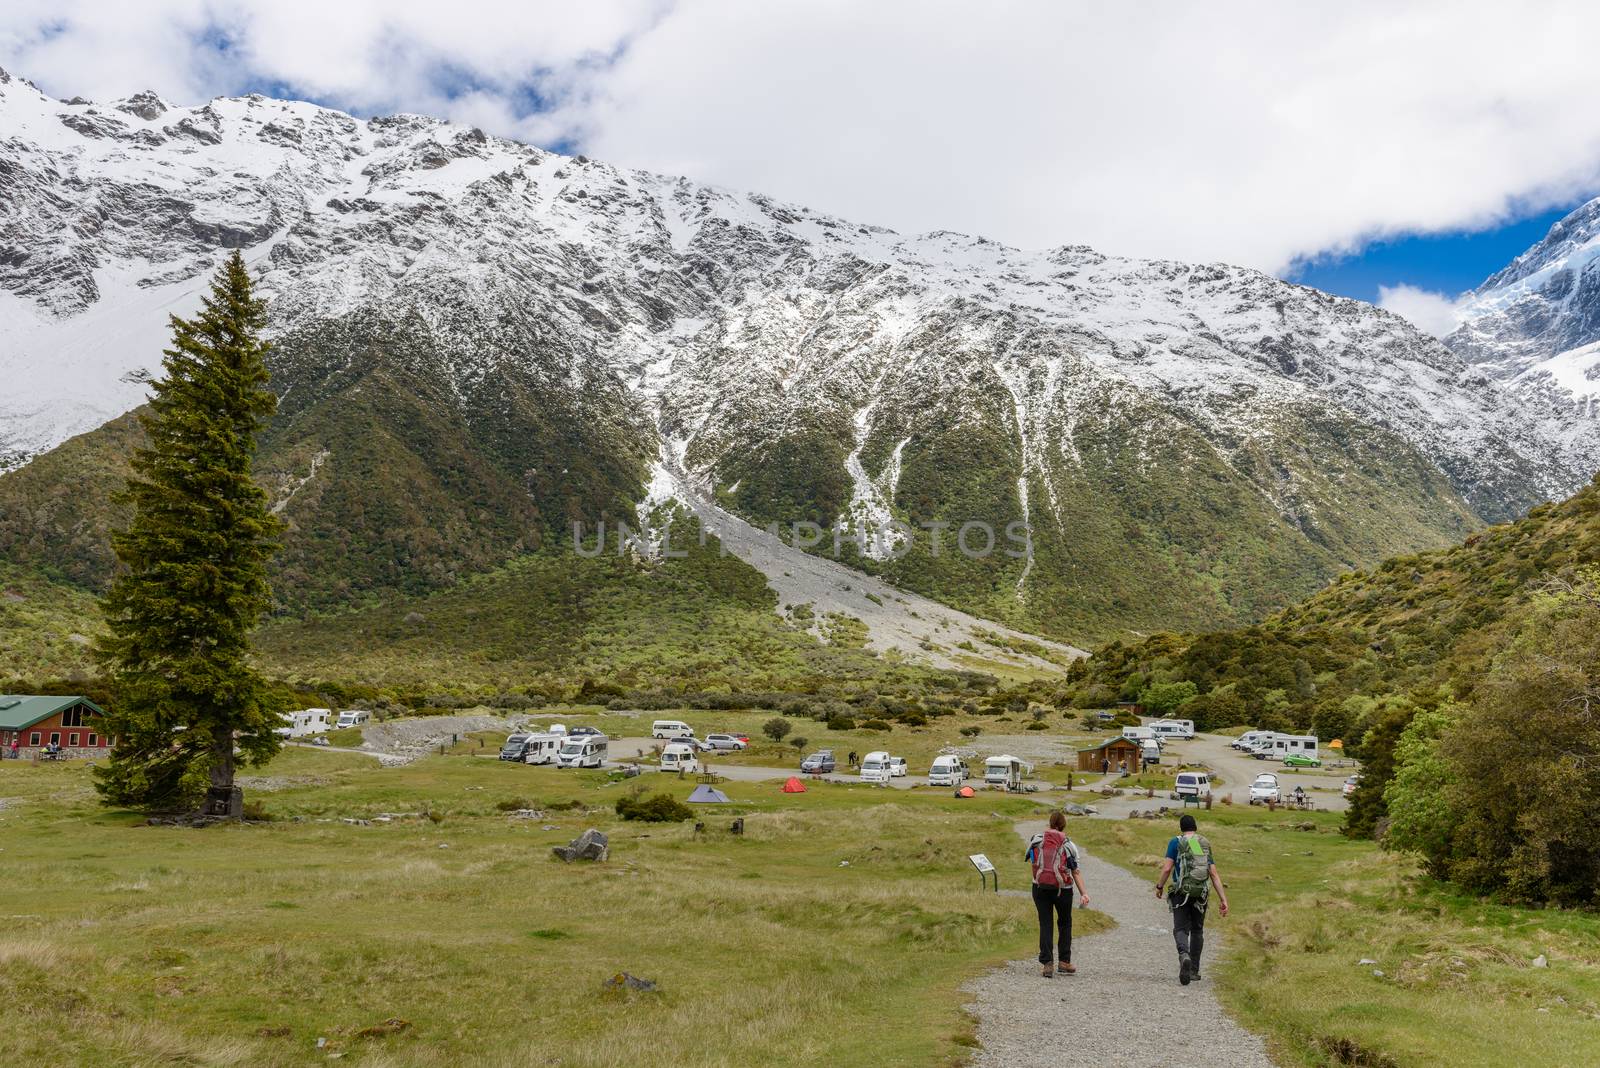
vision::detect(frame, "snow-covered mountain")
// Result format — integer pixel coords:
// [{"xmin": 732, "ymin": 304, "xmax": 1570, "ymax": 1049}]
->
[
  {"xmin": 3, "ymin": 68, "xmax": 1597, "ymax": 640},
  {"xmin": 1446, "ymin": 196, "xmax": 1600, "ymax": 431}
]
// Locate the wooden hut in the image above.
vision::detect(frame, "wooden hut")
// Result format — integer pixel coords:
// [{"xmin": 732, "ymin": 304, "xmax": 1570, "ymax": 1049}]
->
[{"xmin": 1076, "ymin": 736, "xmax": 1143, "ymax": 774}]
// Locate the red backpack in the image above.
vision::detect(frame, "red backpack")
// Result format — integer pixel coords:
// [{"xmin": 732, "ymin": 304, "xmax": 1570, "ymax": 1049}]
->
[{"xmin": 1031, "ymin": 829, "xmax": 1076, "ymax": 887}]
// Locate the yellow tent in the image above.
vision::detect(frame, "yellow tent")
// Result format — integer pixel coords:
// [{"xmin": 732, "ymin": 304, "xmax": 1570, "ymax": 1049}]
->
[{"xmin": 1329, "ymin": 739, "xmax": 1344, "ymax": 749}]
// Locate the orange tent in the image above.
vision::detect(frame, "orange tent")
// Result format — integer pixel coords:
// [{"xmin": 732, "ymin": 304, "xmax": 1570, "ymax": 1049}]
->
[
  {"xmin": 955, "ymin": 786, "xmax": 975, "ymax": 798},
  {"xmin": 781, "ymin": 777, "xmax": 807, "ymax": 793}
]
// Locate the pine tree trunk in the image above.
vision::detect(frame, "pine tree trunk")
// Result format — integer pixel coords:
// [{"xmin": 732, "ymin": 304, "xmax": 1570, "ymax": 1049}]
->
[{"xmin": 203, "ymin": 732, "xmax": 241, "ymax": 818}]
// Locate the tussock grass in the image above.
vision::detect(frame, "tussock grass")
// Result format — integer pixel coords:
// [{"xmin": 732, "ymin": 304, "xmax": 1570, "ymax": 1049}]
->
[{"xmin": 0, "ymin": 754, "xmax": 1103, "ymax": 1066}]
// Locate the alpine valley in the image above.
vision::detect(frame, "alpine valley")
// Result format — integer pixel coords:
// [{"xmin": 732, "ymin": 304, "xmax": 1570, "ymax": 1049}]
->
[{"xmin": 4, "ymin": 68, "xmax": 1599, "ymax": 691}]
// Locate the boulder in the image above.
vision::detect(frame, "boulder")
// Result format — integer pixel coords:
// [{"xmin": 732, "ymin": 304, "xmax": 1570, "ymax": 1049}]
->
[
  {"xmin": 1063, "ymin": 803, "xmax": 1088, "ymax": 816},
  {"xmin": 552, "ymin": 828, "xmax": 609, "ymax": 863}
]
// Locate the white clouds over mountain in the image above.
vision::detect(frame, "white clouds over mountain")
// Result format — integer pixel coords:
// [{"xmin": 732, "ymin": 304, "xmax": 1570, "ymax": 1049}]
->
[{"xmin": 6, "ymin": 1, "xmax": 1600, "ymax": 271}]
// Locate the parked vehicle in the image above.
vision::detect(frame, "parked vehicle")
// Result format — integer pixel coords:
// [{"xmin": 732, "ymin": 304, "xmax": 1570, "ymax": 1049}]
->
[
  {"xmin": 335, "ymin": 710, "xmax": 371, "ymax": 730},
  {"xmin": 557, "ymin": 735, "xmax": 608, "ymax": 769},
  {"xmin": 1140, "ymin": 739, "xmax": 1162, "ymax": 766},
  {"xmin": 800, "ymin": 750, "xmax": 836, "ymax": 774},
  {"xmin": 1256, "ymin": 733, "xmax": 1319, "ymax": 762},
  {"xmin": 1233, "ymin": 730, "xmax": 1271, "ymax": 751},
  {"xmin": 1249, "ymin": 773, "xmax": 1281, "ymax": 805},
  {"xmin": 984, "ymin": 754, "xmax": 1032, "ymax": 790},
  {"xmin": 1174, "ymin": 771, "xmax": 1211, "ymax": 800},
  {"xmin": 1150, "ymin": 719, "xmax": 1194, "ymax": 739},
  {"xmin": 652, "ymin": 720, "xmax": 694, "ymax": 739},
  {"xmin": 860, "ymin": 750, "xmax": 893, "ymax": 784},
  {"xmin": 569, "ymin": 726, "xmax": 604, "ymax": 738},
  {"xmin": 659, "ymin": 742, "xmax": 699, "ymax": 775},
  {"xmin": 928, "ymin": 754, "xmax": 968, "ymax": 786},
  {"xmin": 521, "ymin": 732, "xmax": 564, "ymax": 765},
  {"xmin": 1283, "ymin": 752, "xmax": 1322, "ymax": 768},
  {"xmin": 705, "ymin": 733, "xmax": 748, "ymax": 751},
  {"xmin": 889, "ymin": 756, "xmax": 908, "ymax": 778},
  {"xmin": 1248, "ymin": 732, "xmax": 1287, "ymax": 759},
  {"xmin": 276, "ymin": 708, "xmax": 332, "ymax": 739},
  {"xmin": 548, "ymin": 724, "xmax": 569, "ymax": 738},
  {"xmin": 1343, "ymin": 774, "xmax": 1361, "ymax": 797},
  {"xmin": 499, "ymin": 732, "xmax": 534, "ymax": 761},
  {"xmin": 1121, "ymin": 725, "xmax": 1156, "ymax": 743}
]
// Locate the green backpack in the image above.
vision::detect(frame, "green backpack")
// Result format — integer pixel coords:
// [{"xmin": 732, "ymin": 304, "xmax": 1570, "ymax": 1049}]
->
[{"xmin": 1172, "ymin": 833, "xmax": 1212, "ymax": 903}]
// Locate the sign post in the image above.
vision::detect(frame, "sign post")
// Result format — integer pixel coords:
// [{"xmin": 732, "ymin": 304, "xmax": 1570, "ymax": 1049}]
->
[{"xmin": 969, "ymin": 853, "xmax": 997, "ymax": 892}]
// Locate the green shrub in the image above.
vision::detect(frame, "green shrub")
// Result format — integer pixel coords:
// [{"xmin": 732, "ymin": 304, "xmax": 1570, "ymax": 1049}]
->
[
  {"xmin": 762, "ymin": 717, "xmax": 792, "ymax": 742},
  {"xmin": 615, "ymin": 793, "xmax": 694, "ymax": 823},
  {"xmin": 858, "ymin": 718, "xmax": 892, "ymax": 732}
]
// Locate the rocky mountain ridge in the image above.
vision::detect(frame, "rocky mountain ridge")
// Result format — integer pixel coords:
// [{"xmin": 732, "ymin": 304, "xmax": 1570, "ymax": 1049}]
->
[{"xmin": 4, "ymin": 68, "xmax": 1597, "ymax": 642}]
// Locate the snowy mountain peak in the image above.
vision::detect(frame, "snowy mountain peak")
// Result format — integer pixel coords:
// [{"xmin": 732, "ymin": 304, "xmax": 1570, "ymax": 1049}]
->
[{"xmin": 3, "ymin": 74, "xmax": 1599, "ymax": 639}]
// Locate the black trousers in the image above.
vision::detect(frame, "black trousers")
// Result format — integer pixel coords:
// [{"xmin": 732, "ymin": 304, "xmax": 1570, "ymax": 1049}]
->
[
  {"xmin": 1032, "ymin": 883, "xmax": 1073, "ymax": 964},
  {"xmin": 1171, "ymin": 897, "xmax": 1206, "ymax": 966}
]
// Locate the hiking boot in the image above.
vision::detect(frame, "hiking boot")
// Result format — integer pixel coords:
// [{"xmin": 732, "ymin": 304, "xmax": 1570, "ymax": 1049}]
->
[
  {"xmin": 1191, "ymin": 969, "xmax": 1202, "ymax": 981},
  {"xmin": 1179, "ymin": 953, "xmax": 1193, "ymax": 985},
  {"xmin": 1041, "ymin": 964, "xmax": 1053, "ymax": 978},
  {"xmin": 1057, "ymin": 962, "xmax": 1076, "ymax": 976}
]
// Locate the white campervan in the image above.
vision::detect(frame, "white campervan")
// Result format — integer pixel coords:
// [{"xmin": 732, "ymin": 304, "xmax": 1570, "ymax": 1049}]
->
[
  {"xmin": 1233, "ymin": 730, "xmax": 1270, "ymax": 751},
  {"xmin": 276, "ymin": 708, "xmax": 332, "ymax": 738},
  {"xmin": 1151, "ymin": 719, "xmax": 1194, "ymax": 739},
  {"xmin": 860, "ymin": 751, "xmax": 893, "ymax": 784},
  {"xmin": 556, "ymin": 735, "xmax": 607, "ymax": 769},
  {"xmin": 1122, "ymin": 725, "xmax": 1156, "ymax": 743},
  {"xmin": 1174, "ymin": 771, "xmax": 1211, "ymax": 800},
  {"xmin": 1140, "ymin": 739, "xmax": 1162, "ymax": 766},
  {"xmin": 652, "ymin": 720, "xmax": 694, "ymax": 740},
  {"xmin": 335, "ymin": 710, "xmax": 371, "ymax": 729},
  {"xmin": 1249, "ymin": 732, "xmax": 1287, "ymax": 759},
  {"xmin": 984, "ymin": 754, "xmax": 1031, "ymax": 790},
  {"xmin": 928, "ymin": 755, "xmax": 968, "ymax": 786},
  {"xmin": 659, "ymin": 742, "xmax": 699, "ymax": 775},
  {"xmin": 521, "ymin": 732, "xmax": 564, "ymax": 765},
  {"xmin": 1271, "ymin": 734, "xmax": 1319, "ymax": 761}
]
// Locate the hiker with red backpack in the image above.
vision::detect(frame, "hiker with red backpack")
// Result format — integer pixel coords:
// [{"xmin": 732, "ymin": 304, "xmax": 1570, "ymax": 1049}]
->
[
  {"xmin": 1154, "ymin": 813, "xmax": 1229, "ymax": 985},
  {"xmin": 1025, "ymin": 810, "xmax": 1090, "ymax": 977}
]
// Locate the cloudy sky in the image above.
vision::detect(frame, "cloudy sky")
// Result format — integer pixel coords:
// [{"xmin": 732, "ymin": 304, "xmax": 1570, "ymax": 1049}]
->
[{"xmin": 5, "ymin": 1, "xmax": 1600, "ymax": 333}]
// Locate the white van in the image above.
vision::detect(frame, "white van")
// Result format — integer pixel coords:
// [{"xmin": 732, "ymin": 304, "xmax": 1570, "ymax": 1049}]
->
[
  {"xmin": 1234, "ymin": 730, "xmax": 1270, "ymax": 751},
  {"xmin": 521, "ymin": 733, "xmax": 563, "ymax": 766},
  {"xmin": 1140, "ymin": 739, "xmax": 1162, "ymax": 766},
  {"xmin": 984, "ymin": 754, "xmax": 1031, "ymax": 790},
  {"xmin": 928, "ymin": 755, "xmax": 968, "ymax": 786},
  {"xmin": 1151, "ymin": 719, "xmax": 1194, "ymax": 739},
  {"xmin": 860, "ymin": 750, "xmax": 893, "ymax": 784},
  {"xmin": 1122, "ymin": 725, "xmax": 1156, "ymax": 743},
  {"xmin": 1249, "ymin": 732, "xmax": 1287, "ymax": 759},
  {"xmin": 556, "ymin": 735, "xmax": 607, "ymax": 769},
  {"xmin": 659, "ymin": 742, "xmax": 699, "ymax": 775},
  {"xmin": 335, "ymin": 710, "xmax": 371, "ymax": 729},
  {"xmin": 652, "ymin": 720, "xmax": 694, "ymax": 740},
  {"xmin": 1174, "ymin": 771, "xmax": 1211, "ymax": 800}
]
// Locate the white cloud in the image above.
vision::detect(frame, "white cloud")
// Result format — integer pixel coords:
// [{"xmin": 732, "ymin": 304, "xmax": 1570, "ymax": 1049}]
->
[
  {"xmin": 5, "ymin": 2, "xmax": 1600, "ymax": 272},
  {"xmin": 1377, "ymin": 284, "xmax": 1467, "ymax": 337}
]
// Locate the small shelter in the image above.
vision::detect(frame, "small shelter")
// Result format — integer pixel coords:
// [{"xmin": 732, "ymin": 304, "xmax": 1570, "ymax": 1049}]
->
[
  {"xmin": 687, "ymin": 784, "xmax": 731, "ymax": 804},
  {"xmin": 781, "ymin": 777, "xmax": 807, "ymax": 793},
  {"xmin": 1076, "ymin": 735, "xmax": 1143, "ymax": 774},
  {"xmin": 955, "ymin": 785, "xmax": 975, "ymax": 798}
]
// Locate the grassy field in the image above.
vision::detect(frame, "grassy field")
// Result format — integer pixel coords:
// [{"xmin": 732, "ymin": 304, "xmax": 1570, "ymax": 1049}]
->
[
  {"xmin": 1067, "ymin": 807, "xmax": 1600, "ymax": 1068},
  {"xmin": 0, "ymin": 750, "xmax": 1109, "ymax": 1067}
]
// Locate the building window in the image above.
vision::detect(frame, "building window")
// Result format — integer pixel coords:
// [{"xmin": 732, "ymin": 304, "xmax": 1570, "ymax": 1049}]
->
[
  {"xmin": 62, "ymin": 706, "xmax": 84, "ymax": 727},
  {"xmin": 30, "ymin": 732, "xmax": 41, "ymax": 746},
  {"xmin": 49, "ymin": 732, "xmax": 61, "ymax": 746},
  {"xmin": 87, "ymin": 734, "xmax": 99, "ymax": 747},
  {"xmin": 69, "ymin": 733, "xmax": 80, "ymax": 746}
]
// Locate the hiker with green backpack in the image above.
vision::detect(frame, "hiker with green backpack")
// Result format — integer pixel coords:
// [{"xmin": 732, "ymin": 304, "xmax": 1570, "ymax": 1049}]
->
[{"xmin": 1153, "ymin": 813, "xmax": 1229, "ymax": 985}]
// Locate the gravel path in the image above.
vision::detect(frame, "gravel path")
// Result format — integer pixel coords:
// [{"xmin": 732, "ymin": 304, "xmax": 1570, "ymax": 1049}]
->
[{"xmin": 965, "ymin": 820, "xmax": 1275, "ymax": 1068}]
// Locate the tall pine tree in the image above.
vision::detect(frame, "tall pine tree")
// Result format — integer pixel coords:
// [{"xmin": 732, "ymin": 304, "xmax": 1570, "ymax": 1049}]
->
[{"xmin": 95, "ymin": 251, "xmax": 285, "ymax": 814}]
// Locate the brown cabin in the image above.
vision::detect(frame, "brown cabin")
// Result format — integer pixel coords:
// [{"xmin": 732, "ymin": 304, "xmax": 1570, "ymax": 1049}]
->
[{"xmin": 1077, "ymin": 735, "xmax": 1143, "ymax": 774}]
